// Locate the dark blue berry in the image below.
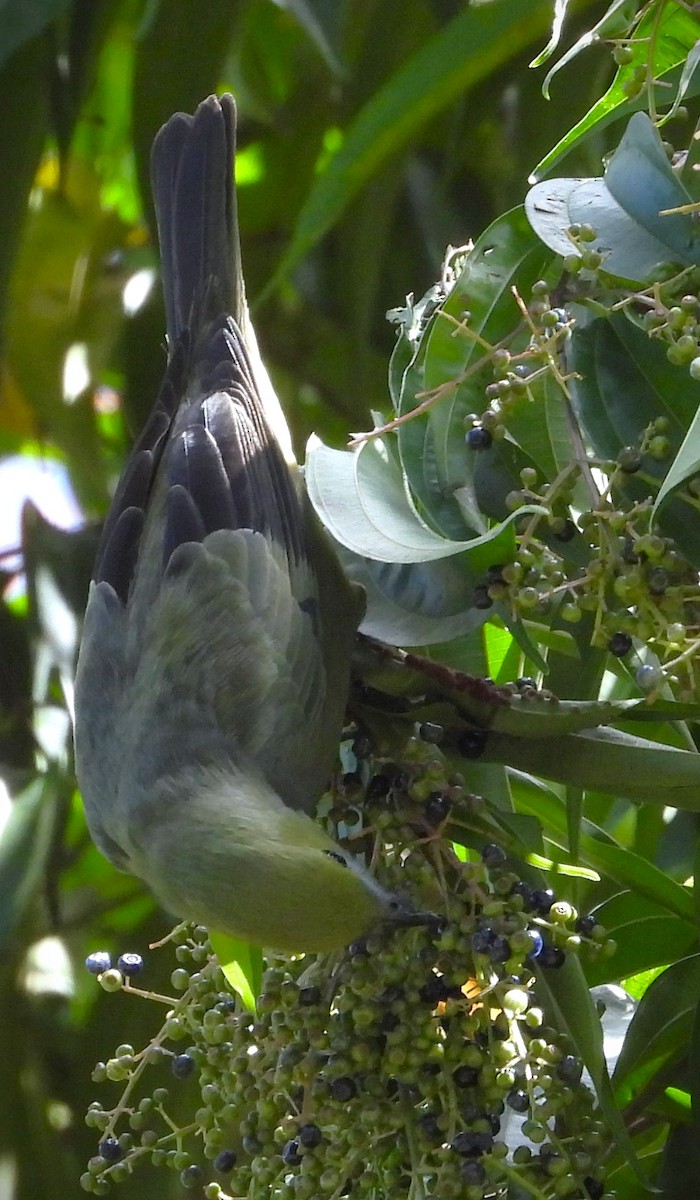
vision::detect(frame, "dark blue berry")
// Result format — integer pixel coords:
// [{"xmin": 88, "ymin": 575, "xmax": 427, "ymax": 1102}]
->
[
  {"xmin": 424, "ymin": 791, "xmax": 451, "ymax": 827},
  {"xmin": 575, "ymin": 913, "xmax": 599, "ymax": 937},
  {"xmin": 85, "ymin": 951, "xmax": 111, "ymax": 975},
  {"xmin": 506, "ymin": 1088, "xmax": 529, "ymax": 1112},
  {"xmin": 466, "ymin": 427, "xmax": 493, "ymax": 450},
  {"xmin": 516, "ymin": 676, "xmax": 537, "ymax": 689},
  {"xmin": 485, "ymin": 564, "xmax": 506, "ymax": 585},
  {"xmin": 488, "ymin": 934, "xmax": 512, "ymax": 963},
  {"xmin": 457, "ymin": 728, "xmax": 488, "ymax": 758},
  {"xmin": 98, "ymin": 1138, "xmax": 123, "ymax": 1163},
  {"xmin": 538, "ymin": 944, "xmax": 566, "ymax": 969},
  {"xmin": 282, "ymin": 1139, "xmax": 302, "ymax": 1166},
  {"xmin": 116, "ymin": 952, "xmax": 144, "ymax": 977},
  {"xmin": 473, "ymin": 584, "xmax": 493, "ymax": 609},
  {"xmin": 171, "ymin": 1053, "xmax": 196, "ymax": 1079},
  {"xmin": 419, "ymin": 974, "xmax": 454, "ymax": 1004},
  {"xmin": 298, "ymin": 986, "xmax": 321, "ymax": 1007},
  {"xmin": 554, "ymin": 517, "xmax": 576, "ymax": 542},
  {"xmin": 180, "ymin": 1164, "xmax": 203, "ymax": 1189},
  {"xmin": 214, "ymin": 1149, "xmax": 237, "ymax": 1173},
  {"xmin": 298, "ymin": 1124, "xmax": 323, "ymax": 1149},
  {"xmin": 451, "ymin": 1129, "xmax": 493, "ymax": 1156},
  {"xmin": 608, "ymin": 632, "xmax": 632, "ymax": 657},
  {"xmin": 482, "ymin": 843, "xmax": 507, "ymax": 868},
  {"xmin": 419, "ymin": 1113, "xmax": 441, "ymax": 1141},
  {"xmin": 379, "ymin": 1011, "xmax": 400, "ymax": 1032},
  {"xmin": 584, "ymin": 1177, "xmax": 605, "ymax": 1199},
  {"xmin": 527, "ymin": 929, "xmax": 544, "ymax": 959},
  {"xmin": 460, "ymin": 1159, "xmax": 487, "ymax": 1184},
  {"xmin": 556, "ymin": 1054, "xmax": 582, "ymax": 1084},
  {"xmin": 472, "ymin": 927, "xmax": 495, "ymax": 955},
  {"xmin": 365, "ymin": 774, "xmax": 391, "ymax": 801},
  {"xmin": 509, "ymin": 880, "xmax": 534, "ymax": 908},
  {"xmin": 453, "ymin": 1064, "xmax": 479, "ymax": 1087},
  {"xmin": 530, "ymin": 888, "xmax": 555, "ymax": 915},
  {"xmin": 330, "ymin": 1076, "xmax": 357, "ymax": 1102}
]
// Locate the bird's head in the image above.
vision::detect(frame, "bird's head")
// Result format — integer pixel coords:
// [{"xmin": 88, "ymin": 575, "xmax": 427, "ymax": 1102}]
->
[{"xmin": 126, "ymin": 763, "xmax": 441, "ymax": 953}]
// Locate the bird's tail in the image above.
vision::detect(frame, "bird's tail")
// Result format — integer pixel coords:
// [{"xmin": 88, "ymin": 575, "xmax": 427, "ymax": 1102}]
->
[{"xmin": 150, "ymin": 93, "xmax": 243, "ymax": 347}]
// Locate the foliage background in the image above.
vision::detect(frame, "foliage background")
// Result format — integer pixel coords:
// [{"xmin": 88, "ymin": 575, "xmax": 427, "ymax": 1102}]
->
[{"xmin": 0, "ymin": 1, "xmax": 669, "ymax": 1198}]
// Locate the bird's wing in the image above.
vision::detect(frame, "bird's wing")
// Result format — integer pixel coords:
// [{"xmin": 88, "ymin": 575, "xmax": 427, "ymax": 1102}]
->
[{"xmin": 78, "ymin": 320, "xmax": 337, "ymax": 825}]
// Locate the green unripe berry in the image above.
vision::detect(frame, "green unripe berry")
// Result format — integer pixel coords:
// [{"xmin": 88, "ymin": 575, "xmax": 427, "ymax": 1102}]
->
[
  {"xmin": 517, "ymin": 586, "xmax": 540, "ymax": 609},
  {"xmin": 647, "ymin": 435, "xmax": 670, "ymax": 459}
]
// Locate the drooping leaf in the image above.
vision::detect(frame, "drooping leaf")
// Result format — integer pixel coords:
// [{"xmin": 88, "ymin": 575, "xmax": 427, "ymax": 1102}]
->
[
  {"xmin": 526, "ymin": 113, "xmax": 700, "ymax": 283},
  {"xmin": 305, "ymin": 434, "xmax": 545, "ymax": 563}
]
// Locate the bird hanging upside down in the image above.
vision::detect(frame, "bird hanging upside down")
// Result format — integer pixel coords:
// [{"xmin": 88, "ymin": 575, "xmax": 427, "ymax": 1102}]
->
[{"xmin": 74, "ymin": 94, "xmax": 438, "ymax": 952}]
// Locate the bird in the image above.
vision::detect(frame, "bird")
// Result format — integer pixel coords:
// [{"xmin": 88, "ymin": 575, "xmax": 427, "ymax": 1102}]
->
[{"xmin": 73, "ymin": 94, "xmax": 439, "ymax": 953}]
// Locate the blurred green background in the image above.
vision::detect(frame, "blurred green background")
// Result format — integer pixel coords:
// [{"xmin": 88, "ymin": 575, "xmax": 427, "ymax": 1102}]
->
[{"xmin": 0, "ymin": 2, "xmax": 614, "ymax": 1197}]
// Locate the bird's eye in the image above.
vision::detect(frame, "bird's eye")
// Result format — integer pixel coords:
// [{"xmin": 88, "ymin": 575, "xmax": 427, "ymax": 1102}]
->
[{"xmin": 324, "ymin": 850, "xmax": 348, "ymax": 869}]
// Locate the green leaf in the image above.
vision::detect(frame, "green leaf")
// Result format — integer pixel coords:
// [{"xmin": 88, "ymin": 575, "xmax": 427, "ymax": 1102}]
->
[
  {"xmin": 0, "ymin": 776, "xmax": 58, "ymax": 951},
  {"xmin": 537, "ymin": 0, "xmax": 637, "ymax": 94},
  {"xmin": 613, "ymin": 955, "xmax": 700, "ymax": 1093},
  {"xmin": 585, "ymin": 891, "xmax": 696, "ymax": 987},
  {"xmin": 533, "ymin": 4, "xmax": 700, "ymax": 177},
  {"xmin": 417, "ymin": 211, "xmax": 551, "ymax": 520},
  {"xmin": 570, "ymin": 311, "xmax": 700, "ymax": 560},
  {"xmin": 305, "ymin": 435, "xmax": 545, "ymax": 563},
  {"xmin": 485, "ymin": 725, "xmax": 700, "ymax": 807},
  {"xmin": 526, "ymin": 113, "xmax": 700, "ymax": 283},
  {"xmin": 511, "ymin": 778, "xmax": 695, "ymax": 923},
  {"xmin": 266, "ymin": 0, "xmax": 554, "ymax": 291},
  {"xmin": 537, "ymin": 954, "xmax": 646, "ymax": 1184},
  {"xmin": 208, "ymin": 932, "xmax": 263, "ymax": 1015},
  {"xmin": 335, "ymin": 550, "xmax": 491, "ymax": 646},
  {"xmin": 654, "ymin": 392, "xmax": 700, "ymax": 515}
]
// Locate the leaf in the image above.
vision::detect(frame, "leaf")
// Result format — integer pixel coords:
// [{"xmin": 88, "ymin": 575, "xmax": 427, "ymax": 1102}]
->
[
  {"xmin": 511, "ymin": 779, "xmax": 695, "ymax": 923},
  {"xmin": 0, "ymin": 776, "xmax": 58, "ymax": 951},
  {"xmin": 537, "ymin": 954, "xmax": 646, "ymax": 1184},
  {"xmin": 533, "ymin": 4, "xmax": 700, "ymax": 177},
  {"xmin": 570, "ymin": 311, "xmax": 700, "ymax": 560},
  {"xmin": 484, "ymin": 725, "xmax": 700, "ymax": 808},
  {"xmin": 336, "ymin": 550, "xmax": 491, "ymax": 646},
  {"xmin": 305, "ymin": 434, "xmax": 545, "ymax": 563},
  {"xmin": 208, "ymin": 932, "xmax": 263, "ymax": 1014},
  {"xmin": 526, "ymin": 113, "xmax": 700, "ymax": 283},
  {"xmin": 416, "ymin": 211, "xmax": 551, "ymax": 523},
  {"xmin": 654, "ymin": 392, "xmax": 700, "ymax": 515},
  {"xmin": 613, "ymin": 954, "xmax": 700, "ymax": 1093},
  {"xmin": 529, "ymin": 0, "xmax": 571, "ymax": 69},
  {"xmin": 536, "ymin": 0, "xmax": 636, "ymax": 92},
  {"xmin": 0, "ymin": 0, "xmax": 72, "ymax": 72},
  {"xmin": 265, "ymin": 0, "xmax": 554, "ymax": 292},
  {"xmin": 584, "ymin": 890, "xmax": 696, "ymax": 987}
]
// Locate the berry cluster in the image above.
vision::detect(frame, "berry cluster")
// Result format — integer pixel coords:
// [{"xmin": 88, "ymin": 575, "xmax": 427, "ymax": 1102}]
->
[
  {"xmin": 457, "ymin": 270, "xmax": 700, "ymax": 701},
  {"xmin": 81, "ymin": 756, "xmax": 613, "ymax": 1200}
]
